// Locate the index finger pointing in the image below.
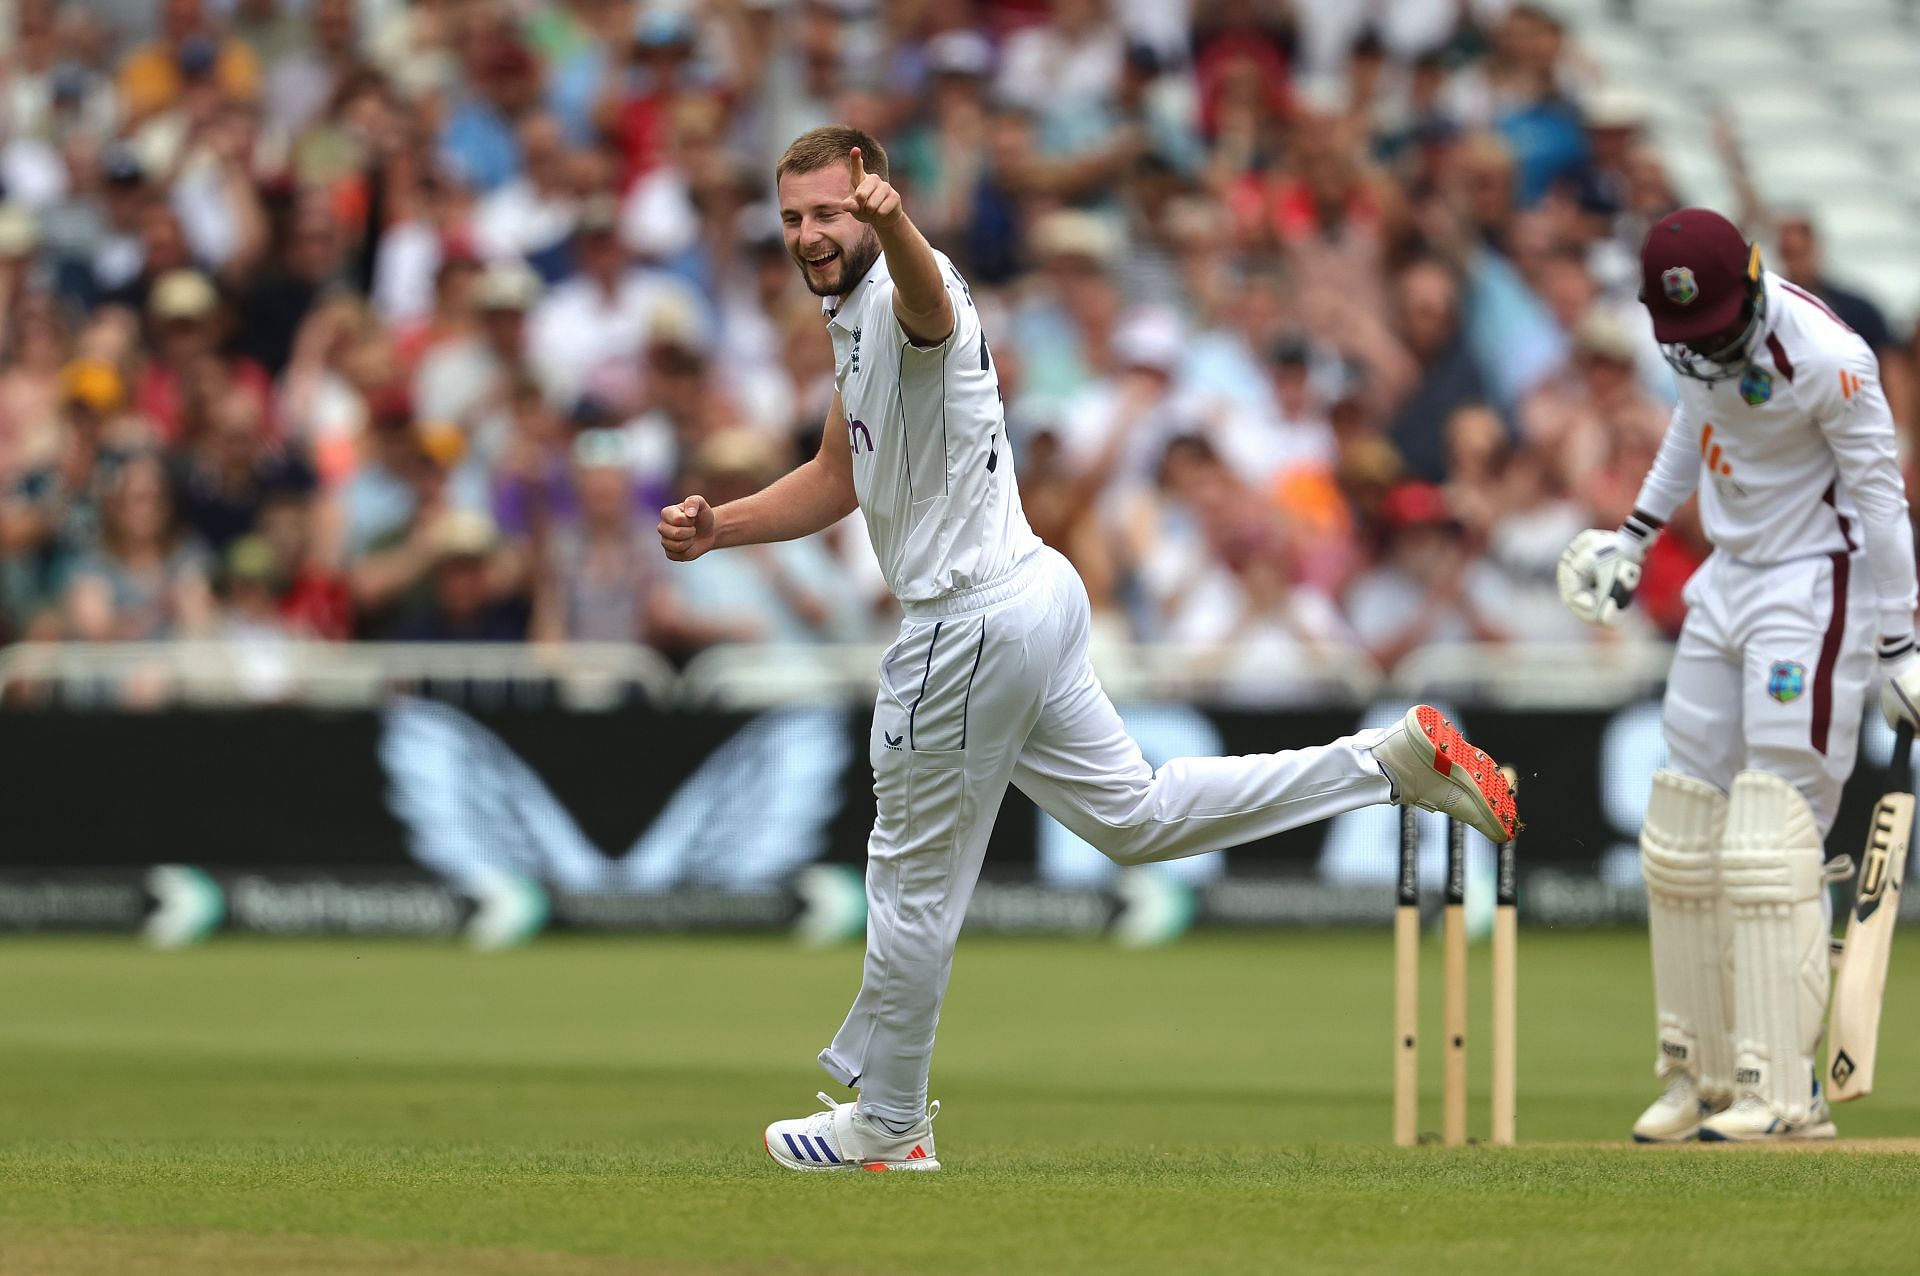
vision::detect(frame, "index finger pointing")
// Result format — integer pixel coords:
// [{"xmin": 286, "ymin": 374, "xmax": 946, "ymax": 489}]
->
[{"xmin": 849, "ymin": 146, "xmax": 866, "ymax": 187}]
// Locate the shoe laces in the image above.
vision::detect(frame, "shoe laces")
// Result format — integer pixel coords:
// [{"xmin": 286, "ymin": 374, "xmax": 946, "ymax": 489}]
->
[
  {"xmin": 824, "ymin": 1093, "xmax": 942, "ymax": 1133},
  {"xmin": 797, "ymin": 1092, "xmax": 846, "ymax": 1142}
]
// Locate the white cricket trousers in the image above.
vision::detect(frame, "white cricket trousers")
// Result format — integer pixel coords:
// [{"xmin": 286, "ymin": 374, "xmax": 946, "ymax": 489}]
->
[
  {"xmin": 1662, "ymin": 548, "xmax": 1876, "ymax": 832},
  {"xmin": 818, "ymin": 548, "xmax": 1393, "ymax": 1121}
]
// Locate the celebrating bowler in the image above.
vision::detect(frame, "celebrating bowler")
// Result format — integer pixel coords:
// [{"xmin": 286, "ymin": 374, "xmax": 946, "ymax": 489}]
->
[{"xmin": 660, "ymin": 126, "xmax": 1519, "ymax": 1171}]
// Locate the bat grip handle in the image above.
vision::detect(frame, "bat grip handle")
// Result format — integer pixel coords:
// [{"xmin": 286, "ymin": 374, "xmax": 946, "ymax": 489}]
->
[{"xmin": 1895, "ymin": 720, "xmax": 1915, "ymax": 792}]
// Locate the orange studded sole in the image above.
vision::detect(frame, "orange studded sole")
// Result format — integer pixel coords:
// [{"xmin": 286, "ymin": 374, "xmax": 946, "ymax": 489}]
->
[{"xmin": 1414, "ymin": 705, "xmax": 1519, "ymax": 840}]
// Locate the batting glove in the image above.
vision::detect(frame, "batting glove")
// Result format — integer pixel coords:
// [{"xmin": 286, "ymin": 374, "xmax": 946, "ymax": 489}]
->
[
  {"xmin": 1557, "ymin": 519, "xmax": 1654, "ymax": 628},
  {"xmin": 1879, "ymin": 635, "xmax": 1920, "ymax": 732}
]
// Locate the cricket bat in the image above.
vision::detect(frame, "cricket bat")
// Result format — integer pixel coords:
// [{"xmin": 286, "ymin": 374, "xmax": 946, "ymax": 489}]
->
[{"xmin": 1828, "ymin": 720, "xmax": 1914, "ymax": 1102}]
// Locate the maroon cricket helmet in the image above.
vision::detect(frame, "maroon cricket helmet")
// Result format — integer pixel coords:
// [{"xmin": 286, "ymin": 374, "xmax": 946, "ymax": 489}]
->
[{"xmin": 1639, "ymin": 208, "xmax": 1762, "ymax": 345}]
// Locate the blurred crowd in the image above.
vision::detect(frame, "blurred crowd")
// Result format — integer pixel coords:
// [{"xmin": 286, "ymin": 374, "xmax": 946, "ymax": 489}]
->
[{"xmin": 1, "ymin": 0, "xmax": 1917, "ymax": 677}]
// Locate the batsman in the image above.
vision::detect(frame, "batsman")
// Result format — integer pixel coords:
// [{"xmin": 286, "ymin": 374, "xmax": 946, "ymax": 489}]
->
[{"xmin": 1560, "ymin": 208, "xmax": 1918, "ymax": 1141}]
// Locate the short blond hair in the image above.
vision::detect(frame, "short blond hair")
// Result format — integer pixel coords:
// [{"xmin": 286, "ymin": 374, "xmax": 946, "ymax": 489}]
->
[{"xmin": 775, "ymin": 125, "xmax": 888, "ymax": 185}]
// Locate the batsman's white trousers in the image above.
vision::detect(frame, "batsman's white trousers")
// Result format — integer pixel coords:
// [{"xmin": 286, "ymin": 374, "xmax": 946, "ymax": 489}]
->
[
  {"xmin": 1662, "ymin": 548, "xmax": 1876, "ymax": 833},
  {"xmin": 819, "ymin": 548, "xmax": 1393, "ymax": 1121}
]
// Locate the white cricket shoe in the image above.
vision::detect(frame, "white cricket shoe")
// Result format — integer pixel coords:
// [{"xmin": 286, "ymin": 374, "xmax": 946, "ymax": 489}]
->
[
  {"xmin": 764, "ymin": 1092, "xmax": 941, "ymax": 1172},
  {"xmin": 1698, "ymin": 1084, "xmax": 1836, "ymax": 1143},
  {"xmin": 1372, "ymin": 705, "xmax": 1519, "ymax": 845},
  {"xmin": 1632, "ymin": 1072, "xmax": 1725, "ymax": 1143}
]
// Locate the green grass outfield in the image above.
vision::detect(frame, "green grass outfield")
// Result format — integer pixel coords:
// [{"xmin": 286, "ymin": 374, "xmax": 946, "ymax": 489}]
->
[{"xmin": 3, "ymin": 931, "xmax": 1919, "ymax": 1275}]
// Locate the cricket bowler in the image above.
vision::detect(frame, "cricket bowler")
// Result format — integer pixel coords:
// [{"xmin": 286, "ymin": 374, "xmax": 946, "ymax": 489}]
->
[
  {"xmin": 658, "ymin": 126, "xmax": 1519, "ymax": 1171},
  {"xmin": 1559, "ymin": 208, "xmax": 1919, "ymax": 1141}
]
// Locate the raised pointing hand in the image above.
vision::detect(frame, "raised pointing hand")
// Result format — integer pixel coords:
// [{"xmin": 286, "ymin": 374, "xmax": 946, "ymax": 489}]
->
[{"xmin": 842, "ymin": 146, "xmax": 902, "ymax": 227}]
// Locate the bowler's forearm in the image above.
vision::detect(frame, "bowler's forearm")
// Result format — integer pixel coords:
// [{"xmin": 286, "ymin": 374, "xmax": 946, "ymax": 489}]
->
[
  {"xmin": 877, "ymin": 215, "xmax": 953, "ymax": 343},
  {"xmin": 712, "ymin": 456, "xmax": 857, "ymax": 549}
]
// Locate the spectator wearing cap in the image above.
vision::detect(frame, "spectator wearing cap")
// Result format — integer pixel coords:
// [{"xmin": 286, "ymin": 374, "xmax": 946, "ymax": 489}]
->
[
  {"xmin": 115, "ymin": 0, "xmax": 261, "ymax": 127},
  {"xmin": 344, "ymin": 417, "xmax": 489, "ymax": 631},
  {"xmin": 135, "ymin": 269, "xmax": 274, "ymax": 446},
  {"xmin": 0, "ymin": 359, "xmax": 132, "ymax": 640},
  {"xmin": 55, "ymin": 145, "xmax": 152, "ymax": 306},
  {"xmin": 219, "ymin": 531, "xmax": 296, "ymax": 645},
  {"xmin": 1010, "ymin": 210, "xmax": 1127, "ymax": 411},
  {"xmin": 217, "ymin": 532, "xmax": 317, "ymax": 700},
  {"xmin": 1513, "ymin": 230, "xmax": 1660, "ymax": 398},
  {"xmin": 525, "ymin": 193, "xmax": 709, "ymax": 413},
  {"xmin": 1056, "ymin": 309, "xmax": 1197, "ymax": 499},
  {"xmin": 388, "ymin": 509, "xmax": 528, "ymax": 642},
  {"xmin": 472, "ymin": 113, "xmax": 583, "ymax": 276},
  {"xmin": 616, "ymin": 301, "xmax": 740, "ymax": 510},
  {"xmin": 1578, "ymin": 86, "xmax": 1644, "ymax": 215},
  {"xmin": 658, "ymin": 429, "xmax": 858, "ymax": 647},
  {"xmin": 530, "ymin": 427, "xmax": 679, "ymax": 646},
  {"xmin": 1342, "ymin": 480, "xmax": 1510, "ymax": 674},
  {"xmin": 1521, "ymin": 309, "xmax": 1667, "ymax": 501},
  {"xmin": 1214, "ymin": 336, "xmax": 1349, "ymax": 574},
  {"xmin": 413, "ymin": 260, "xmax": 541, "ymax": 448},
  {"xmin": 65, "ymin": 451, "xmax": 215, "ymax": 642}
]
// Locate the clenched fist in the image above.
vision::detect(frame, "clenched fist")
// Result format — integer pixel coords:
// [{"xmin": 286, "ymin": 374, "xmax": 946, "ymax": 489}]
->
[
  {"xmin": 659, "ymin": 495, "xmax": 716, "ymax": 562},
  {"xmin": 841, "ymin": 146, "xmax": 902, "ymax": 228}
]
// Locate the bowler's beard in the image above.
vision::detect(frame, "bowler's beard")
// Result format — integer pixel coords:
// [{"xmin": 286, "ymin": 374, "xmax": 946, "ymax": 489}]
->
[{"xmin": 797, "ymin": 228, "xmax": 882, "ymax": 298}]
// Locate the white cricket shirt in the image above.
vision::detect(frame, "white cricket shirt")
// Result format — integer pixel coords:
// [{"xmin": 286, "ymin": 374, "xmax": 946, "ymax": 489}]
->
[
  {"xmin": 825, "ymin": 249, "xmax": 1041, "ymax": 606},
  {"xmin": 1635, "ymin": 271, "xmax": 1917, "ymax": 636}
]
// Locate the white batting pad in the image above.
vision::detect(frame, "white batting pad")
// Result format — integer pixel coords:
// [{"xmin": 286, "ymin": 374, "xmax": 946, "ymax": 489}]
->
[
  {"xmin": 1723, "ymin": 769, "xmax": 1830, "ymax": 1122},
  {"xmin": 1640, "ymin": 769, "xmax": 1733, "ymax": 1098}
]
